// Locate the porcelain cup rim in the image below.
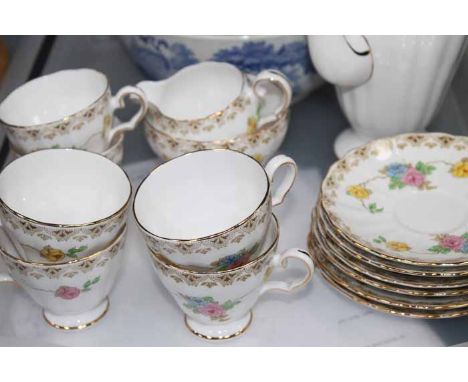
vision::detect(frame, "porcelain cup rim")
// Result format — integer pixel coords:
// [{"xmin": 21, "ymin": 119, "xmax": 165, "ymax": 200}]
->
[
  {"xmin": 150, "ymin": 214, "xmax": 279, "ymax": 275},
  {"xmin": 0, "ymin": 148, "xmax": 132, "ymax": 228},
  {"xmin": 133, "ymin": 148, "xmax": 271, "ymax": 242},
  {"xmin": 0, "ymin": 68, "xmax": 110, "ymax": 129}
]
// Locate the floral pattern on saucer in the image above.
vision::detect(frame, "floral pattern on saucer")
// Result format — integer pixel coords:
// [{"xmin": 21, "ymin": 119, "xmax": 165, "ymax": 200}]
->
[
  {"xmin": 179, "ymin": 294, "xmax": 240, "ymax": 321},
  {"xmin": 381, "ymin": 161, "xmax": 436, "ymax": 190},
  {"xmin": 429, "ymin": 233, "xmax": 468, "ymax": 254},
  {"xmin": 321, "ymin": 133, "xmax": 468, "ymax": 263}
]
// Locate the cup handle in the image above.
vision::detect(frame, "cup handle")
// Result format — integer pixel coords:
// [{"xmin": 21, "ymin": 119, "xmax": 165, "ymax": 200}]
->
[
  {"xmin": 105, "ymin": 85, "xmax": 149, "ymax": 142},
  {"xmin": 259, "ymin": 248, "xmax": 314, "ymax": 295},
  {"xmin": 264, "ymin": 154, "xmax": 297, "ymax": 207},
  {"xmin": 253, "ymin": 70, "xmax": 292, "ymax": 128}
]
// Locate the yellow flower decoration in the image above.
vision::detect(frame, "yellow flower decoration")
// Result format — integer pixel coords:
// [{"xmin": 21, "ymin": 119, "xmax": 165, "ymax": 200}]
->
[
  {"xmin": 253, "ymin": 153, "xmax": 264, "ymax": 163},
  {"xmin": 451, "ymin": 158, "xmax": 468, "ymax": 178},
  {"xmin": 386, "ymin": 241, "xmax": 411, "ymax": 252},
  {"xmin": 346, "ymin": 185, "xmax": 371, "ymax": 200},
  {"xmin": 246, "ymin": 116, "xmax": 257, "ymax": 135},
  {"xmin": 40, "ymin": 246, "xmax": 65, "ymax": 262},
  {"xmin": 103, "ymin": 114, "xmax": 112, "ymax": 130}
]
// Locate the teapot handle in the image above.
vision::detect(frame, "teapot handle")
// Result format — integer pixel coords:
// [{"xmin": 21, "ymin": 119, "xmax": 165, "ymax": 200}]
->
[{"xmin": 252, "ymin": 70, "xmax": 292, "ymax": 129}]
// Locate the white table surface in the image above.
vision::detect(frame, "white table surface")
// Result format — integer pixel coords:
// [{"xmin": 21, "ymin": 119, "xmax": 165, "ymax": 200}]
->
[{"xmin": 0, "ymin": 36, "xmax": 468, "ymax": 346}]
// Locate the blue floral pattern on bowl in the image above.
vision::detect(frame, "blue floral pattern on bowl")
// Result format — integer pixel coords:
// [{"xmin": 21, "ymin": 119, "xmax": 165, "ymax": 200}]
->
[{"xmin": 125, "ymin": 36, "xmax": 318, "ymax": 98}]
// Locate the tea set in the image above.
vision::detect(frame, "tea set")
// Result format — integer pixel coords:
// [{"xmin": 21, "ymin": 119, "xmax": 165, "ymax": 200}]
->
[{"xmin": 0, "ymin": 61, "xmax": 314, "ymax": 339}]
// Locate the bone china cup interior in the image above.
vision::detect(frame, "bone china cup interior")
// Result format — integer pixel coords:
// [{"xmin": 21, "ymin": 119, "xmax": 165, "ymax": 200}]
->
[
  {"xmin": 149, "ymin": 214, "xmax": 314, "ymax": 340},
  {"xmin": 134, "ymin": 149, "xmax": 297, "ymax": 270},
  {"xmin": 0, "ymin": 225, "xmax": 127, "ymax": 330},
  {"xmin": 0, "ymin": 68, "xmax": 147, "ymax": 154},
  {"xmin": 0, "ymin": 149, "xmax": 131, "ymax": 261}
]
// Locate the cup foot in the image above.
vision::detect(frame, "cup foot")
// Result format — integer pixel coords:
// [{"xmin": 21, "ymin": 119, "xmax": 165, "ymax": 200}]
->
[
  {"xmin": 185, "ymin": 311, "xmax": 253, "ymax": 340},
  {"xmin": 43, "ymin": 298, "xmax": 109, "ymax": 330},
  {"xmin": 334, "ymin": 128, "xmax": 372, "ymax": 159}
]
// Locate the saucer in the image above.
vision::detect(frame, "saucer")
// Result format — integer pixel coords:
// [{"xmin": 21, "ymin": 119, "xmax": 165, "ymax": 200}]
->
[{"xmin": 321, "ymin": 133, "xmax": 468, "ymax": 264}]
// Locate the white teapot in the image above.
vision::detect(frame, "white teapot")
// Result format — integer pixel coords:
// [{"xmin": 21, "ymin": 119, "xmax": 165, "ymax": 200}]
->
[{"xmin": 308, "ymin": 36, "xmax": 466, "ymax": 157}]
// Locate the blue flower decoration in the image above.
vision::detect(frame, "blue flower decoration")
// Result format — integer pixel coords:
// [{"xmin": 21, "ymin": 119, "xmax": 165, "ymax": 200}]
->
[
  {"xmin": 129, "ymin": 36, "xmax": 199, "ymax": 80},
  {"xmin": 386, "ymin": 163, "xmax": 408, "ymax": 178},
  {"xmin": 462, "ymin": 240, "xmax": 468, "ymax": 254}
]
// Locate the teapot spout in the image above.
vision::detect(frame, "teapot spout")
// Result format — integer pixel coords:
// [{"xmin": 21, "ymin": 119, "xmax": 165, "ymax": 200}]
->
[{"xmin": 307, "ymin": 35, "xmax": 373, "ymax": 88}]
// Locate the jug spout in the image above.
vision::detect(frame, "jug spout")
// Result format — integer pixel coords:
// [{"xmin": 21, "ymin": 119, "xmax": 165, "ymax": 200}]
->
[
  {"xmin": 308, "ymin": 35, "xmax": 373, "ymax": 88},
  {"xmin": 136, "ymin": 80, "xmax": 167, "ymax": 109}
]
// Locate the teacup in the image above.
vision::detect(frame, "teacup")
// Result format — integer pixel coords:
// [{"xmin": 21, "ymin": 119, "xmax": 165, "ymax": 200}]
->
[
  {"xmin": 11, "ymin": 130, "xmax": 125, "ymax": 165},
  {"xmin": 0, "ymin": 225, "xmax": 127, "ymax": 330},
  {"xmin": 137, "ymin": 61, "xmax": 292, "ymax": 141},
  {"xmin": 143, "ymin": 110, "xmax": 289, "ymax": 164},
  {"xmin": 0, "ymin": 149, "xmax": 131, "ymax": 262},
  {"xmin": 149, "ymin": 214, "xmax": 314, "ymax": 340},
  {"xmin": 133, "ymin": 149, "xmax": 297, "ymax": 271},
  {"xmin": 0, "ymin": 68, "xmax": 148, "ymax": 154}
]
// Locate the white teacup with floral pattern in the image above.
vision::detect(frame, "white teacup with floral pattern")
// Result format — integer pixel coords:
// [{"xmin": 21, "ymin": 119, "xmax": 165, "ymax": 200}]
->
[
  {"xmin": 149, "ymin": 214, "xmax": 314, "ymax": 340},
  {"xmin": 137, "ymin": 61, "xmax": 292, "ymax": 141},
  {"xmin": 0, "ymin": 225, "xmax": 127, "ymax": 330},
  {"xmin": 0, "ymin": 149, "xmax": 131, "ymax": 262},
  {"xmin": 0, "ymin": 68, "xmax": 148, "ymax": 154},
  {"xmin": 134, "ymin": 149, "xmax": 297, "ymax": 271}
]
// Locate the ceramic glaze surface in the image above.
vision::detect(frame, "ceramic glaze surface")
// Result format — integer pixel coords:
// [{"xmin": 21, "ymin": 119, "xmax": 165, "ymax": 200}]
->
[
  {"xmin": 0, "ymin": 149, "xmax": 131, "ymax": 259},
  {"xmin": 138, "ymin": 62, "xmax": 292, "ymax": 141},
  {"xmin": 122, "ymin": 35, "xmax": 322, "ymax": 102},
  {"xmin": 143, "ymin": 112, "xmax": 289, "ymax": 164},
  {"xmin": 135, "ymin": 150, "xmax": 268, "ymax": 239},
  {"xmin": 0, "ymin": 68, "xmax": 147, "ymax": 154},
  {"xmin": 308, "ymin": 36, "xmax": 467, "ymax": 157},
  {"xmin": 150, "ymin": 215, "xmax": 314, "ymax": 339},
  {"xmin": 0, "ymin": 225, "xmax": 127, "ymax": 329},
  {"xmin": 134, "ymin": 150, "xmax": 297, "ymax": 270},
  {"xmin": 321, "ymin": 133, "xmax": 468, "ymax": 263}
]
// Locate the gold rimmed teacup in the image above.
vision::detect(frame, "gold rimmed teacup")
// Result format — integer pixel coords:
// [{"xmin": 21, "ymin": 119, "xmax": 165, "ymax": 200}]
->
[
  {"xmin": 0, "ymin": 149, "xmax": 131, "ymax": 262},
  {"xmin": 0, "ymin": 224, "xmax": 127, "ymax": 330},
  {"xmin": 148, "ymin": 214, "xmax": 314, "ymax": 340},
  {"xmin": 134, "ymin": 149, "xmax": 297, "ymax": 271},
  {"xmin": 143, "ymin": 112, "xmax": 289, "ymax": 164},
  {"xmin": 0, "ymin": 68, "xmax": 147, "ymax": 154}
]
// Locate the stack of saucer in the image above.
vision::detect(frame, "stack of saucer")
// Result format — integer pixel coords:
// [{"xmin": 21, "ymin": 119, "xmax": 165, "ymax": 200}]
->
[
  {"xmin": 308, "ymin": 133, "xmax": 468, "ymax": 318},
  {"xmin": 134, "ymin": 149, "xmax": 314, "ymax": 340}
]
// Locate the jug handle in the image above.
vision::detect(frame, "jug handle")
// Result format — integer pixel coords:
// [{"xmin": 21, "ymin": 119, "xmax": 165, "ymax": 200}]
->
[
  {"xmin": 104, "ymin": 86, "xmax": 149, "ymax": 142},
  {"xmin": 252, "ymin": 70, "xmax": 292, "ymax": 129}
]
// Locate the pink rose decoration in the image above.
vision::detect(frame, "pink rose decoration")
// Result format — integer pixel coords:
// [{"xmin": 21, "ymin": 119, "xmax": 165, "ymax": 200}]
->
[
  {"xmin": 441, "ymin": 235, "xmax": 465, "ymax": 250},
  {"xmin": 198, "ymin": 303, "xmax": 226, "ymax": 318},
  {"xmin": 55, "ymin": 286, "xmax": 81, "ymax": 300},
  {"xmin": 402, "ymin": 167, "xmax": 425, "ymax": 187}
]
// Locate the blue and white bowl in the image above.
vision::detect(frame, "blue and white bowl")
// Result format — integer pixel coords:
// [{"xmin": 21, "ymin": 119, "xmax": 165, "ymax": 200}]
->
[{"xmin": 121, "ymin": 35, "xmax": 323, "ymax": 102}]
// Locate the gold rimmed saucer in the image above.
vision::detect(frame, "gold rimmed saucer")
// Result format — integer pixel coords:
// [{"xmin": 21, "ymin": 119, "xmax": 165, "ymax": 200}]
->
[
  {"xmin": 320, "ymin": 133, "xmax": 468, "ymax": 266},
  {"xmin": 309, "ymin": 236, "xmax": 468, "ymax": 318},
  {"xmin": 312, "ymin": 256, "xmax": 468, "ymax": 319},
  {"xmin": 318, "ymin": 199, "xmax": 468, "ymax": 275},
  {"xmin": 315, "ymin": 210, "xmax": 468, "ymax": 286},
  {"xmin": 309, "ymin": 223, "xmax": 468, "ymax": 298}
]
